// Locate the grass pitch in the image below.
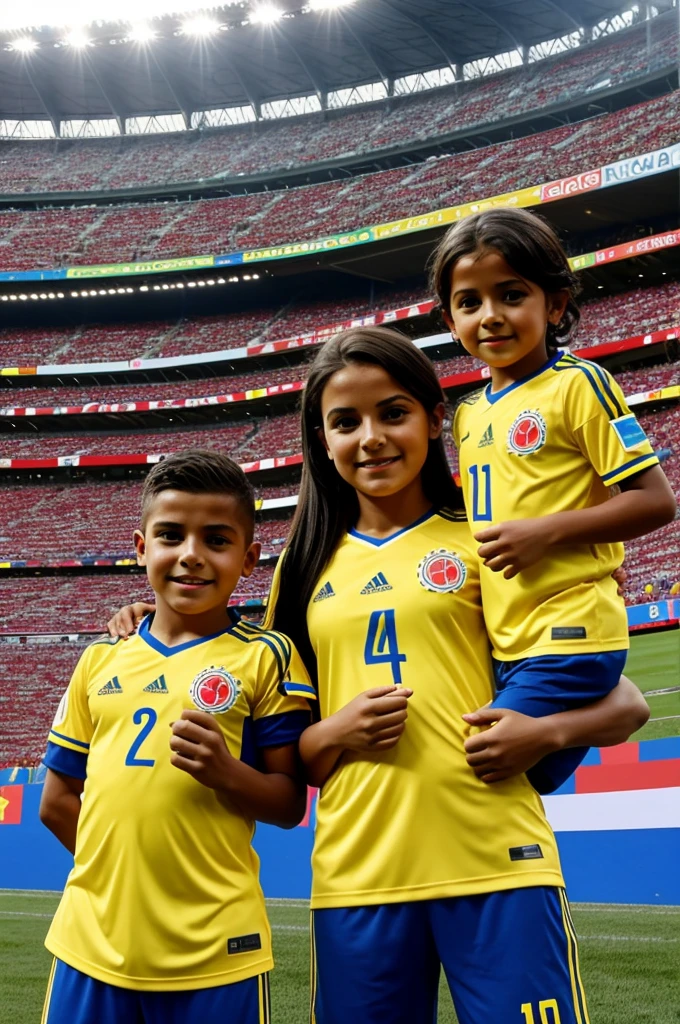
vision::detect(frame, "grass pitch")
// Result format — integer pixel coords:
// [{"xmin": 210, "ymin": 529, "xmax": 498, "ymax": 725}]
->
[
  {"xmin": 627, "ymin": 629, "xmax": 680, "ymax": 741},
  {"xmin": 1, "ymin": 892, "xmax": 679, "ymax": 1024}
]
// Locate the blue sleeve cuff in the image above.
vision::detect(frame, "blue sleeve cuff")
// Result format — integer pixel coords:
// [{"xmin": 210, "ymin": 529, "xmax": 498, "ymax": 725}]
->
[
  {"xmin": 253, "ymin": 710, "xmax": 311, "ymax": 748},
  {"xmin": 43, "ymin": 740, "xmax": 88, "ymax": 780}
]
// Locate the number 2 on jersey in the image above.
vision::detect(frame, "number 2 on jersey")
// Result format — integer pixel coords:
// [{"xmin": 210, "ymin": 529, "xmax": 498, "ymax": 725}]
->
[
  {"xmin": 364, "ymin": 609, "xmax": 406, "ymax": 684},
  {"xmin": 125, "ymin": 707, "xmax": 157, "ymax": 767},
  {"xmin": 468, "ymin": 464, "xmax": 492, "ymax": 521}
]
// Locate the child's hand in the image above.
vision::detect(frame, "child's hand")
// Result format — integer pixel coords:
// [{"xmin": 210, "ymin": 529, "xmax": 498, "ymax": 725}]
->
[
  {"xmin": 474, "ymin": 518, "xmax": 555, "ymax": 578},
  {"xmin": 462, "ymin": 706, "xmax": 558, "ymax": 783},
  {"xmin": 170, "ymin": 709, "xmax": 233, "ymax": 789},
  {"xmin": 330, "ymin": 686, "xmax": 413, "ymax": 753},
  {"xmin": 107, "ymin": 601, "xmax": 156, "ymax": 639}
]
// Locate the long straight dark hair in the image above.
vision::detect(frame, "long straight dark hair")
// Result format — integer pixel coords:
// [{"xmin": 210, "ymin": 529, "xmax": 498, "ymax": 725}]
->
[{"xmin": 270, "ymin": 326, "xmax": 463, "ymax": 680}]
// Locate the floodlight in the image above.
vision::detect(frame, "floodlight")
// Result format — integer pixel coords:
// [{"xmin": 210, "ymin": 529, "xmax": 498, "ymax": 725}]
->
[
  {"xmin": 11, "ymin": 37, "xmax": 38, "ymax": 53},
  {"xmin": 181, "ymin": 15, "xmax": 220, "ymax": 36},
  {"xmin": 250, "ymin": 3, "xmax": 283, "ymax": 25},
  {"xmin": 128, "ymin": 23, "xmax": 156, "ymax": 43},
  {"xmin": 64, "ymin": 29, "xmax": 90, "ymax": 48},
  {"xmin": 309, "ymin": 0, "xmax": 355, "ymax": 10}
]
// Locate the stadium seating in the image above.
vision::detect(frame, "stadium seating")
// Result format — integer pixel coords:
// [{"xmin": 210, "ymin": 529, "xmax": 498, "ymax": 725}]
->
[
  {"xmin": 2, "ymin": 276, "xmax": 679, "ymax": 372},
  {"xmin": 0, "ymin": 422, "xmax": 255, "ymax": 459},
  {"xmin": 623, "ymin": 405, "xmax": 680, "ymax": 604},
  {"xmin": 1, "ymin": 92, "xmax": 679, "ymax": 271},
  {"xmin": 0, "ymin": 15, "xmax": 675, "ymax": 196},
  {"xmin": 0, "ymin": 477, "xmax": 292, "ymax": 560},
  {"xmin": 0, "ymin": 364, "xmax": 306, "ymax": 410},
  {"xmin": 0, "ymin": 569, "xmax": 274, "ymax": 634}
]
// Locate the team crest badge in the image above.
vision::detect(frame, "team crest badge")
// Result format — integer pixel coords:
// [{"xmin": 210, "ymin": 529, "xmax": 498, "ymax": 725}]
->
[
  {"xmin": 507, "ymin": 410, "xmax": 547, "ymax": 455},
  {"xmin": 189, "ymin": 667, "xmax": 241, "ymax": 714},
  {"xmin": 417, "ymin": 549, "xmax": 467, "ymax": 593}
]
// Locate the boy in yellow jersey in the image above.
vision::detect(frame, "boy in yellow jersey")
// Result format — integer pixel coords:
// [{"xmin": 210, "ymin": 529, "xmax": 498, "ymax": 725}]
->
[
  {"xmin": 433, "ymin": 209, "xmax": 676, "ymax": 793},
  {"xmin": 39, "ymin": 449, "xmax": 315, "ymax": 1024}
]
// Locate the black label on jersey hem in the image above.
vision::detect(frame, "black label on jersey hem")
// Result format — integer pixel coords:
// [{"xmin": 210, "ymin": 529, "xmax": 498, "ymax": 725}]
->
[
  {"xmin": 227, "ymin": 933, "xmax": 262, "ymax": 954},
  {"xmin": 551, "ymin": 627, "xmax": 587, "ymax": 640},
  {"xmin": 509, "ymin": 844, "xmax": 544, "ymax": 861}
]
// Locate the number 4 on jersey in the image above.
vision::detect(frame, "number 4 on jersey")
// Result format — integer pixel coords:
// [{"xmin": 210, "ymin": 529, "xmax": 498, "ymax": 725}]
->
[{"xmin": 364, "ymin": 609, "xmax": 406, "ymax": 684}]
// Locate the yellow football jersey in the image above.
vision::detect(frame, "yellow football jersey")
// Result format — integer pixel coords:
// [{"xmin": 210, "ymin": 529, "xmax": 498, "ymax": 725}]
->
[
  {"xmin": 43, "ymin": 612, "xmax": 313, "ymax": 991},
  {"xmin": 453, "ymin": 352, "xmax": 659, "ymax": 660},
  {"xmin": 291, "ymin": 510, "xmax": 564, "ymax": 909}
]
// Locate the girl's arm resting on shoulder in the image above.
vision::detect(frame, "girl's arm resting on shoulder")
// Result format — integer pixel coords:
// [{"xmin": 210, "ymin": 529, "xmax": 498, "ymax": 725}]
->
[
  {"xmin": 476, "ymin": 466, "xmax": 676, "ymax": 577},
  {"xmin": 106, "ymin": 601, "xmax": 156, "ymax": 639},
  {"xmin": 170, "ymin": 709, "xmax": 306, "ymax": 828},
  {"xmin": 299, "ymin": 686, "xmax": 413, "ymax": 789},
  {"xmin": 463, "ymin": 676, "xmax": 649, "ymax": 782},
  {"xmin": 39, "ymin": 768, "xmax": 84, "ymax": 854}
]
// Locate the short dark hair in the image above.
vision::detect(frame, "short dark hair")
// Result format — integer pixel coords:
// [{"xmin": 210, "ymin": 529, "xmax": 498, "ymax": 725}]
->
[
  {"xmin": 141, "ymin": 449, "xmax": 255, "ymax": 540},
  {"xmin": 429, "ymin": 208, "xmax": 581, "ymax": 350}
]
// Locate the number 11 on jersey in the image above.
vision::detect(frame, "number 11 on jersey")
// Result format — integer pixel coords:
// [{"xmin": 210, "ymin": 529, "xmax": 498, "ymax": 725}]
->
[
  {"xmin": 364, "ymin": 609, "xmax": 406, "ymax": 684},
  {"xmin": 469, "ymin": 464, "xmax": 492, "ymax": 521}
]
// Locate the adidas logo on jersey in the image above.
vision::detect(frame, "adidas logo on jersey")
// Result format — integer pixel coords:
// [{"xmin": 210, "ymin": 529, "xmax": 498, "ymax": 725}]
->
[
  {"xmin": 143, "ymin": 674, "xmax": 169, "ymax": 694},
  {"xmin": 313, "ymin": 581, "xmax": 335, "ymax": 602},
  {"xmin": 98, "ymin": 676, "xmax": 123, "ymax": 696},
  {"xmin": 361, "ymin": 572, "xmax": 392, "ymax": 594},
  {"xmin": 478, "ymin": 424, "xmax": 494, "ymax": 447}
]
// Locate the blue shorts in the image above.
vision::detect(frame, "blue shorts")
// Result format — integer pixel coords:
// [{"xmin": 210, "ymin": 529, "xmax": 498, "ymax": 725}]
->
[
  {"xmin": 312, "ymin": 887, "xmax": 589, "ymax": 1024},
  {"xmin": 492, "ymin": 650, "xmax": 627, "ymax": 794},
  {"xmin": 42, "ymin": 959, "xmax": 271, "ymax": 1024}
]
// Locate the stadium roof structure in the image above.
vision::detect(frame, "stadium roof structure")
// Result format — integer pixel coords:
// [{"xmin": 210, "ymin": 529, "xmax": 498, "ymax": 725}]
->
[{"xmin": 0, "ymin": 0, "xmax": 663, "ymax": 132}]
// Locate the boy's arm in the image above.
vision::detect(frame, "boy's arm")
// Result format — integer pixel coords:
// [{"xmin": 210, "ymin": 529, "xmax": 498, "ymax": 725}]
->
[
  {"xmin": 39, "ymin": 768, "xmax": 84, "ymax": 854},
  {"xmin": 462, "ymin": 676, "xmax": 649, "ymax": 783},
  {"xmin": 300, "ymin": 686, "xmax": 413, "ymax": 788},
  {"xmin": 170, "ymin": 709, "xmax": 306, "ymax": 828},
  {"xmin": 476, "ymin": 465, "xmax": 676, "ymax": 578}
]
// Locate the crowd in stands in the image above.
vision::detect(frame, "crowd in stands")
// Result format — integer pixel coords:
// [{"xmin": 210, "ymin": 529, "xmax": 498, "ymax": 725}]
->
[
  {"xmin": 0, "ymin": 640, "xmax": 88, "ymax": 767},
  {"xmin": 1, "ymin": 90, "xmax": 680, "ymax": 271},
  {"xmin": 1, "ymin": 277, "xmax": 679, "ymax": 393},
  {"xmin": 0, "ymin": 364, "xmax": 307, "ymax": 411},
  {"xmin": 0, "ymin": 476, "xmax": 292, "ymax": 561},
  {"xmin": 0, "ymin": 422, "xmax": 256, "ymax": 460},
  {"xmin": 0, "ymin": 14, "xmax": 675, "ymax": 196},
  {"xmin": 0, "ymin": 568, "xmax": 275, "ymax": 635}
]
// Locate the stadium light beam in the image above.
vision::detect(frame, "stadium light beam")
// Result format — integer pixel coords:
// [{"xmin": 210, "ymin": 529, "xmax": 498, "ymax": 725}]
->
[
  {"xmin": 128, "ymin": 23, "xmax": 156, "ymax": 43},
  {"xmin": 64, "ymin": 29, "xmax": 91, "ymax": 48},
  {"xmin": 308, "ymin": 0, "xmax": 356, "ymax": 10},
  {"xmin": 11, "ymin": 37, "xmax": 38, "ymax": 53},
  {"xmin": 181, "ymin": 15, "xmax": 220, "ymax": 36},
  {"xmin": 250, "ymin": 3, "xmax": 283, "ymax": 25}
]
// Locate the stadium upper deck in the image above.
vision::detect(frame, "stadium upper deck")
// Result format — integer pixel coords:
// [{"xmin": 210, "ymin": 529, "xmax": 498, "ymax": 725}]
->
[
  {"xmin": 0, "ymin": 12, "xmax": 676, "ymax": 197},
  {"xmin": 1, "ymin": 89, "xmax": 679, "ymax": 273}
]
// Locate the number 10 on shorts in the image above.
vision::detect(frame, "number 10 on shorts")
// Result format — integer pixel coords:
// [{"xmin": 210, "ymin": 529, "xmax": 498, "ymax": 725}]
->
[
  {"xmin": 521, "ymin": 999, "xmax": 561, "ymax": 1023},
  {"xmin": 364, "ymin": 609, "xmax": 406, "ymax": 684}
]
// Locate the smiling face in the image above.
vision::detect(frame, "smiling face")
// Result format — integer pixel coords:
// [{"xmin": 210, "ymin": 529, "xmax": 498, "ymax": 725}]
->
[
  {"xmin": 319, "ymin": 361, "xmax": 444, "ymax": 512},
  {"xmin": 134, "ymin": 489, "xmax": 260, "ymax": 633},
  {"xmin": 443, "ymin": 248, "xmax": 568, "ymax": 387}
]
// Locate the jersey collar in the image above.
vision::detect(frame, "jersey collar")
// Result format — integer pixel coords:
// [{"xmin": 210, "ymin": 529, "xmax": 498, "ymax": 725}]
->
[
  {"xmin": 349, "ymin": 507, "xmax": 436, "ymax": 548},
  {"xmin": 138, "ymin": 608, "xmax": 241, "ymax": 657},
  {"xmin": 485, "ymin": 351, "xmax": 562, "ymax": 405}
]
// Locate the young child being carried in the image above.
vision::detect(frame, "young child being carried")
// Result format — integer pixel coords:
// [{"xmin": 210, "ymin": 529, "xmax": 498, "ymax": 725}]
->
[
  {"xmin": 432, "ymin": 208, "xmax": 676, "ymax": 793},
  {"xmin": 39, "ymin": 449, "xmax": 314, "ymax": 1024}
]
